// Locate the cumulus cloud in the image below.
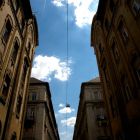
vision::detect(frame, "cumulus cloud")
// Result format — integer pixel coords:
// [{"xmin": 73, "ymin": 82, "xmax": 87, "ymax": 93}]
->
[
  {"xmin": 31, "ymin": 55, "xmax": 72, "ymax": 81},
  {"xmin": 52, "ymin": 0, "xmax": 64, "ymax": 7},
  {"xmin": 58, "ymin": 107, "xmax": 75, "ymax": 114},
  {"xmin": 61, "ymin": 117, "xmax": 76, "ymax": 127},
  {"xmin": 51, "ymin": 0, "xmax": 99, "ymax": 28},
  {"xmin": 59, "ymin": 103, "xmax": 65, "ymax": 108}
]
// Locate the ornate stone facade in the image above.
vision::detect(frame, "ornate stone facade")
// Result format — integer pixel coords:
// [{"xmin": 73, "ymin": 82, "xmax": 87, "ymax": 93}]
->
[
  {"xmin": 73, "ymin": 78, "xmax": 111, "ymax": 140},
  {"xmin": 23, "ymin": 78, "xmax": 60, "ymax": 140},
  {"xmin": 91, "ymin": 0, "xmax": 140, "ymax": 140},
  {"xmin": 0, "ymin": 0, "xmax": 38, "ymax": 139}
]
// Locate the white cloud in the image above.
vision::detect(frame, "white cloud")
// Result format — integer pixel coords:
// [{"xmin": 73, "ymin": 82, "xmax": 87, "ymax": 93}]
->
[
  {"xmin": 31, "ymin": 55, "xmax": 72, "ymax": 81},
  {"xmin": 52, "ymin": 0, "xmax": 64, "ymax": 7},
  {"xmin": 51, "ymin": 0, "xmax": 99, "ymax": 28},
  {"xmin": 61, "ymin": 117, "xmax": 76, "ymax": 127},
  {"xmin": 58, "ymin": 107, "xmax": 75, "ymax": 114},
  {"xmin": 59, "ymin": 103, "xmax": 65, "ymax": 108}
]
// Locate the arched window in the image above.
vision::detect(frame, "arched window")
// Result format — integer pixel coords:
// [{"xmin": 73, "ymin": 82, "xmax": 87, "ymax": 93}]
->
[
  {"xmin": 11, "ymin": 38, "xmax": 19, "ymax": 65},
  {"xmin": 0, "ymin": 0, "xmax": 4, "ymax": 7},
  {"xmin": 2, "ymin": 16, "xmax": 13, "ymax": 45},
  {"xmin": 11, "ymin": 132, "xmax": 17, "ymax": 140},
  {"xmin": 12, "ymin": 0, "xmax": 19, "ymax": 12},
  {"xmin": 0, "ymin": 121, "xmax": 2, "ymax": 136}
]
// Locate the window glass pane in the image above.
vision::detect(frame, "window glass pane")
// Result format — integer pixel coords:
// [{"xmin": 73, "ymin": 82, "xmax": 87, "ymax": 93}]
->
[{"xmin": 2, "ymin": 19, "xmax": 12, "ymax": 44}]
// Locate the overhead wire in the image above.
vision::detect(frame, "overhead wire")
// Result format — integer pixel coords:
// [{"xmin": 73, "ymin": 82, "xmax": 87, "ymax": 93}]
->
[{"xmin": 65, "ymin": 0, "xmax": 69, "ymax": 137}]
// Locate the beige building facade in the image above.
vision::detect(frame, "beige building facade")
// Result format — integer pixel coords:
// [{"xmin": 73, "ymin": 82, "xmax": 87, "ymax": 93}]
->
[
  {"xmin": 23, "ymin": 78, "xmax": 60, "ymax": 140},
  {"xmin": 0, "ymin": 0, "xmax": 38, "ymax": 139},
  {"xmin": 73, "ymin": 77, "xmax": 111, "ymax": 140},
  {"xmin": 91, "ymin": 0, "xmax": 140, "ymax": 140}
]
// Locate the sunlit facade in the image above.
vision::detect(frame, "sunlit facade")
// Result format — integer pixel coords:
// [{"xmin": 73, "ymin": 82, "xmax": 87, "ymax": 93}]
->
[
  {"xmin": 73, "ymin": 77, "xmax": 111, "ymax": 140},
  {"xmin": 91, "ymin": 0, "xmax": 140, "ymax": 140},
  {"xmin": 0, "ymin": 0, "xmax": 38, "ymax": 139},
  {"xmin": 22, "ymin": 78, "xmax": 60, "ymax": 140}
]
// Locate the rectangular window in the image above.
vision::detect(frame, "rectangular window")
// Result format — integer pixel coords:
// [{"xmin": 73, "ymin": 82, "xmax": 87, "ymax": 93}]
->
[
  {"xmin": 132, "ymin": 0, "xmax": 140, "ymax": 15},
  {"xmin": 16, "ymin": 95, "xmax": 22, "ymax": 118},
  {"xmin": 27, "ymin": 107, "xmax": 35, "ymax": 120},
  {"xmin": 12, "ymin": 0, "xmax": 19, "ymax": 12},
  {"xmin": 112, "ymin": 41, "xmax": 120, "ymax": 63},
  {"xmin": 32, "ymin": 93, "xmax": 37, "ymax": 101},
  {"xmin": 11, "ymin": 41, "xmax": 19, "ymax": 65},
  {"xmin": 118, "ymin": 21, "xmax": 129, "ymax": 43},
  {"xmin": 109, "ymin": 96, "xmax": 117, "ymax": 117},
  {"xmin": 2, "ymin": 19, "xmax": 12, "ymax": 44},
  {"xmin": 96, "ymin": 114, "xmax": 107, "ymax": 127},
  {"xmin": 124, "ymin": 84, "xmax": 133, "ymax": 102},
  {"xmin": 21, "ymin": 58, "xmax": 29, "ymax": 87},
  {"xmin": 109, "ymin": 0, "xmax": 115, "ymax": 12},
  {"xmin": 2, "ymin": 75, "xmax": 11, "ymax": 100}
]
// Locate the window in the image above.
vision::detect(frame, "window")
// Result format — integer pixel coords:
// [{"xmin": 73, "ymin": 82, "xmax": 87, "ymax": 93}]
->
[
  {"xmin": 118, "ymin": 20, "xmax": 129, "ymax": 43},
  {"xmin": 111, "ymin": 41, "xmax": 120, "ymax": 63},
  {"xmin": 21, "ymin": 58, "xmax": 29, "ymax": 87},
  {"xmin": 0, "ymin": 121, "xmax": 2, "ymax": 136},
  {"xmin": 99, "ymin": 44, "xmax": 104, "ymax": 56},
  {"xmin": 20, "ymin": 17, "xmax": 25, "ymax": 32},
  {"xmin": 102, "ymin": 62, "xmax": 109, "ymax": 83},
  {"xmin": 96, "ymin": 115, "xmax": 107, "ymax": 127},
  {"xmin": 11, "ymin": 132, "xmax": 17, "ymax": 140},
  {"xmin": 105, "ymin": 18, "xmax": 110, "ymax": 31},
  {"xmin": 124, "ymin": 84, "xmax": 132, "ymax": 102},
  {"xmin": 2, "ymin": 19, "xmax": 12, "ymax": 44},
  {"xmin": 27, "ymin": 42, "xmax": 31, "ymax": 53},
  {"xmin": 32, "ymin": 93, "xmax": 36, "ymax": 101},
  {"xmin": 16, "ymin": 95, "xmax": 22, "ymax": 117},
  {"xmin": 27, "ymin": 107, "xmax": 35, "ymax": 119},
  {"xmin": 109, "ymin": 0, "xmax": 115, "ymax": 12},
  {"xmin": 94, "ymin": 91, "xmax": 98, "ymax": 99},
  {"xmin": 136, "ymin": 67, "xmax": 140, "ymax": 82},
  {"xmin": 2, "ymin": 75, "xmax": 11, "ymax": 100},
  {"xmin": 11, "ymin": 40, "xmax": 19, "ymax": 65},
  {"xmin": 12, "ymin": 0, "xmax": 19, "ymax": 12},
  {"xmin": 132, "ymin": 0, "xmax": 140, "ymax": 15},
  {"xmin": 109, "ymin": 96, "xmax": 117, "ymax": 117}
]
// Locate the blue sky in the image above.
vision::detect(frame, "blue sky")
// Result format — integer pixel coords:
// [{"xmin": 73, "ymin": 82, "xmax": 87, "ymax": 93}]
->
[{"xmin": 30, "ymin": 0, "xmax": 99, "ymax": 139}]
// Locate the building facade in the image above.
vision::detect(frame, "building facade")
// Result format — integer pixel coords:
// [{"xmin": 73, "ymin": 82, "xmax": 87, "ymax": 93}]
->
[
  {"xmin": 22, "ymin": 78, "xmax": 60, "ymax": 140},
  {"xmin": 0, "ymin": 0, "xmax": 38, "ymax": 139},
  {"xmin": 91, "ymin": 0, "xmax": 140, "ymax": 140},
  {"xmin": 73, "ymin": 77, "xmax": 111, "ymax": 140}
]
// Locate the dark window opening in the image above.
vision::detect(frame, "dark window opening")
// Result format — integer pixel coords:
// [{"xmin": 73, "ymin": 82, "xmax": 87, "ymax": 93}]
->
[
  {"xmin": 105, "ymin": 18, "xmax": 110, "ymax": 31},
  {"xmin": 11, "ymin": 41, "xmax": 19, "ymax": 65},
  {"xmin": 109, "ymin": 96, "xmax": 117, "ymax": 117},
  {"xmin": 11, "ymin": 132, "xmax": 17, "ymax": 140},
  {"xmin": 109, "ymin": 0, "xmax": 115, "ymax": 12},
  {"xmin": 136, "ymin": 68, "xmax": 140, "ymax": 82},
  {"xmin": 21, "ymin": 58, "xmax": 29, "ymax": 87},
  {"xmin": 99, "ymin": 44, "xmax": 104, "ymax": 55},
  {"xmin": 2, "ymin": 75, "xmax": 11, "ymax": 98},
  {"xmin": 124, "ymin": 84, "xmax": 133, "ymax": 102},
  {"xmin": 20, "ymin": 17, "xmax": 25, "ymax": 32},
  {"xmin": 111, "ymin": 41, "xmax": 120, "ymax": 63},
  {"xmin": 118, "ymin": 21, "xmax": 129, "ymax": 43},
  {"xmin": 27, "ymin": 42, "xmax": 31, "ymax": 54},
  {"xmin": 16, "ymin": 95, "xmax": 22, "ymax": 117},
  {"xmin": 0, "ymin": 120, "xmax": 2, "ymax": 136},
  {"xmin": 32, "ymin": 93, "xmax": 36, "ymax": 101},
  {"xmin": 96, "ymin": 115, "xmax": 108, "ymax": 127},
  {"xmin": 2, "ymin": 19, "xmax": 12, "ymax": 44},
  {"xmin": 132, "ymin": 0, "xmax": 140, "ymax": 15},
  {"xmin": 12, "ymin": 0, "xmax": 19, "ymax": 12},
  {"xmin": 0, "ymin": 0, "xmax": 4, "ymax": 7}
]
